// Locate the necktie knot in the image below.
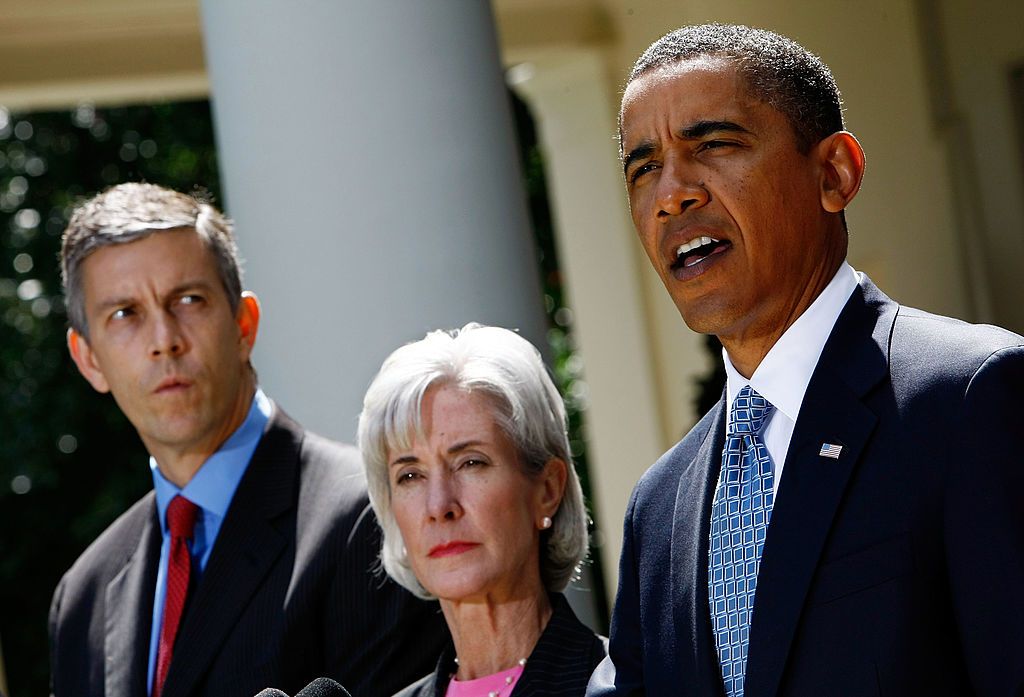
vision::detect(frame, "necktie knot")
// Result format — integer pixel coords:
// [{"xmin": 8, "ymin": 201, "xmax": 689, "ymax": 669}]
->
[
  {"xmin": 728, "ymin": 385, "xmax": 774, "ymax": 437},
  {"xmin": 167, "ymin": 495, "xmax": 199, "ymax": 539}
]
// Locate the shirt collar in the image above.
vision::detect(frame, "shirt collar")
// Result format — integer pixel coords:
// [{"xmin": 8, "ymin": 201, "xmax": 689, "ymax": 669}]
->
[
  {"xmin": 724, "ymin": 263, "xmax": 860, "ymax": 422},
  {"xmin": 151, "ymin": 388, "xmax": 272, "ymax": 533}
]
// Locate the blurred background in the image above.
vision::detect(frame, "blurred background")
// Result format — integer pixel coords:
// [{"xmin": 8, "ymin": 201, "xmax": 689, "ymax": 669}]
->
[{"xmin": 2, "ymin": 1, "xmax": 1022, "ymax": 694}]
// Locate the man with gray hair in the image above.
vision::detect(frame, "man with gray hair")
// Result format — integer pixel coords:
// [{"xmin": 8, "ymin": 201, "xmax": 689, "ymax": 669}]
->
[
  {"xmin": 48, "ymin": 183, "xmax": 444, "ymax": 697},
  {"xmin": 589, "ymin": 23, "xmax": 1024, "ymax": 696}
]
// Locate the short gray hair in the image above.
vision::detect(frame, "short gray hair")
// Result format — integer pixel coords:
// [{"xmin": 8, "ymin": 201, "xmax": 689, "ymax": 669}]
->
[
  {"xmin": 358, "ymin": 323, "xmax": 589, "ymax": 600},
  {"xmin": 61, "ymin": 182, "xmax": 242, "ymax": 337}
]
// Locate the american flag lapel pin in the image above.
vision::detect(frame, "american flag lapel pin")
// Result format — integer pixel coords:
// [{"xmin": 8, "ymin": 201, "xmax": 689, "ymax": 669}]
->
[{"xmin": 819, "ymin": 443, "xmax": 843, "ymax": 459}]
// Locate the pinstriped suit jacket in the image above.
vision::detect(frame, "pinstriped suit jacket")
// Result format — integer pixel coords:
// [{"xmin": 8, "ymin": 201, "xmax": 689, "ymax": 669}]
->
[
  {"xmin": 49, "ymin": 404, "xmax": 445, "ymax": 697},
  {"xmin": 395, "ymin": 593, "xmax": 607, "ymax": 697}
]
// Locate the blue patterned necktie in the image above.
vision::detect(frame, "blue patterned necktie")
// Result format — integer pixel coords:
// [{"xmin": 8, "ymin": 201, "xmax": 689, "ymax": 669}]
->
[{"xmin": 708, "ymin": 385, "xmax": 775, "ymax": 697}]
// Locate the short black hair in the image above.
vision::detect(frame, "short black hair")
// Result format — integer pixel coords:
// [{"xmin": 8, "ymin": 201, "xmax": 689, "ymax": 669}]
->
[{"xmin": 628, "ymin": 23, "xmax": 844, "ymax": 152}]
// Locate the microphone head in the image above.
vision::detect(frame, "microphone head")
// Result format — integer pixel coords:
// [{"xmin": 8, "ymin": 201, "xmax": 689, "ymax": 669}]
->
[
  {"xmin": 253, "ymin": 690, "xmax": 290, "ymax": 697},
  {"xmin": 295, "ymin": 677, "xmax": 351, "ymax": 697}
]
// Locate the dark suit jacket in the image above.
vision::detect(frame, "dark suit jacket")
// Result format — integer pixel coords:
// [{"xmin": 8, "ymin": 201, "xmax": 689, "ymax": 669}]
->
[
  {"xmin": 588, "ymin": 278, "xmax": 1024, "ymax": 696},
  {"xmin": 396, "ymin": 593, "xmax": 607, "ymax": 697},
  {"xmin": 49, "ymin": 404, "xmax": 445, "ymax": 697}
]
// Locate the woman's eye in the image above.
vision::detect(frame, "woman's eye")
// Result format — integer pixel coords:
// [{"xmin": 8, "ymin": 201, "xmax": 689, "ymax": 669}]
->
[{"xmin": 395, "ymin": 471, "xmax": 421, "ymax": 485}]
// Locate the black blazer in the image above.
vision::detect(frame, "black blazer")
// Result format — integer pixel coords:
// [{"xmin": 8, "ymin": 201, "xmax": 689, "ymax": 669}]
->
[
  {"xmin": 397, "ymin": 593, "xmax": 607, "ymax": 697},
  {"xmin": 588, "ymin": 277, "xmax": 1024, "ymax": 696},
  {"xmin": 49, "ymin": 404, "xmax": 446, "ymax": 697}
]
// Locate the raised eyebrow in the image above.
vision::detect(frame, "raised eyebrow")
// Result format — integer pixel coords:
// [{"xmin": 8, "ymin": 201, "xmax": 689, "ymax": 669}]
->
[
  {"xmin": 388, "ymin": 440, "xmax": 487, "ymax": 468},
  {"xmin": 172, "ymin": 280, "xmax": 216, "ymax": 297},
  {"xmin": 622, "ymin": 141, "xmax": 656, "ymax": 177},
  {"xmin": 389, "ymin": 454, "xmax": 419, "ymax": 468},
  {"xmin": 94, "ymin": 296, "xmax": 136, "ymax": 314},
  {"xmin": 447, "ymin": 440, "xmax": 484, "ymax": 455},
  {"xmin": 678, "ymin": 120, "xmax": 752, "ymax": 140}
]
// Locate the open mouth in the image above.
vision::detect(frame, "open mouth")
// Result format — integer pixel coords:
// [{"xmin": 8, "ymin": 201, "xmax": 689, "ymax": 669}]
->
[{"xmin": 670, "ymin": 235, "xmax": 731, "ymax": 271}]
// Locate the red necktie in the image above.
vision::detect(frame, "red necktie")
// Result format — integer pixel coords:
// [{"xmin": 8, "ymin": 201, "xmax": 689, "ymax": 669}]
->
[{"xmin": 153, "ymin": 495, "xmax": 199, "ymax": 697}]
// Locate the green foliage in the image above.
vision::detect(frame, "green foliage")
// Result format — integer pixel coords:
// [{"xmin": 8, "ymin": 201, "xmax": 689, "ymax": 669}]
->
[
  {"xmin": 0, "ymin": 100, "xmax": 221, "ymax": 696},
  {"xmin": 0, "ymin": 92, "xmax": 615, "ymax": 695},
  {"xmin": 508, "ymin": 93, "xmax": 610, "ymax": 627}
]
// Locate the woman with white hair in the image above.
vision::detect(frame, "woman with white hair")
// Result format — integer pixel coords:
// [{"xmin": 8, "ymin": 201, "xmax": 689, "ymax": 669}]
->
[{"xmin": 359, "ymin": 324, "xmax": 606, "ymax": 697}]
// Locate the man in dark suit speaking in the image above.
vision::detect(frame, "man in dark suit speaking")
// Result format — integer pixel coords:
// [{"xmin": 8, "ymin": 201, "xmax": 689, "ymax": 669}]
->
[
  {"xmin": 49, "ymin": 183, "xmax": 444, "ymax": 697},
  {"xmin": 588, "ymin": 23, "xmax": 1024, "ymax": 696}
]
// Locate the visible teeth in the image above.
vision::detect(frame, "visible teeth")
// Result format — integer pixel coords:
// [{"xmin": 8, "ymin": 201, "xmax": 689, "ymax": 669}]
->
[{"xmin": 675, "ymin": 236, "xmax": 719, "ymax": 258}]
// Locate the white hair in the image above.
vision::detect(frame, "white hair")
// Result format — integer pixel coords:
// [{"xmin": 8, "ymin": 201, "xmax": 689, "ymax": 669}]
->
[{"xmin": 357, "ymin": 323, "xmax": 589, "ymax": 599}]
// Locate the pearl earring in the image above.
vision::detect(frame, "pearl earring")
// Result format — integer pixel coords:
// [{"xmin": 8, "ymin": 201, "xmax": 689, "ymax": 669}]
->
[{"xmin": 541, "ymin": 516, "xmax": 552, "ymax": 529}]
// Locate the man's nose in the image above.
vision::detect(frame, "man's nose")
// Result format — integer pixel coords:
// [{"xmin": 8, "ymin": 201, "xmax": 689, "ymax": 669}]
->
[
  {"xmin": 656, "ymin": 160, "xmax": 709, "ymax": 219},
  {"xmin": 426, "ymin": 475, "xmax": 463, "ymax": 522},
  {"xmin": 149, "ymin": 311, "xmax": 186, "ymax": 357}
]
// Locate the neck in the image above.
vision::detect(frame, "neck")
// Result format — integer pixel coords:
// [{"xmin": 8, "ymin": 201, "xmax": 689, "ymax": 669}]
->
[
  {"xmin": 721, "ymin": 257, "xmax": 844, "ymax": 378},
  {"xmin": 148, "ymin": 378, "xmax": 257, "ymax": 488},
  {"xmin": 441, "ymin": 590, "xmax": 552, "ymax": 681}
]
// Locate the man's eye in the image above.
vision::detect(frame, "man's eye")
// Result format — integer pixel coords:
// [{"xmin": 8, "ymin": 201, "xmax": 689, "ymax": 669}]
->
[
  {"xmin": 701, "ymin": 139, "xmax": 735, "ymax": 151},
  {"xmin": 179, "ymin": 294, "xmax": 203, "ymax": 305},
  {"xmin": 111, "ymin": 307, "xmax": 134, "ymax": 320},
  {"xmin": 629, "ymin": 162, "xmax": 658, "ymax": 183}
]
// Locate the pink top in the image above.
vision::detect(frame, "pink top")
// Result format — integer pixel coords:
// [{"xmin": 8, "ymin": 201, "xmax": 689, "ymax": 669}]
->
[{"xmin": 445, "ymin": 663, "xmax": 525, "ymax": 697}]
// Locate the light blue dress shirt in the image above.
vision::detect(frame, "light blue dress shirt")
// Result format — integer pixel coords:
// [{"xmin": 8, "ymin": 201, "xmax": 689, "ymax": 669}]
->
[{"xmin": 145, "ymin": 388, "xmax": 271, "ymax": 694}]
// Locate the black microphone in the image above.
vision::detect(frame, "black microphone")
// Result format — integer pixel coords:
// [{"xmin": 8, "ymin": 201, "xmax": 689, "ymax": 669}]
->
[{"xmin": 295, "ymin": 677, "xmax": 351, "ymax": 697}]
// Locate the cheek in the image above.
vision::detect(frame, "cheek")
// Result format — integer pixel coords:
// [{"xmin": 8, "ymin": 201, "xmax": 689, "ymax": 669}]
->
[
  {"xmin": 631, "ymin": 220, "xmax": 660, "ymax": 265},
  {"xmin": 487, "ymin": 481, "xmax": 540, "ymax": 545},
  {"xmin": 390, "ymin": 493, "xmax": 420, "ymax": 542}
]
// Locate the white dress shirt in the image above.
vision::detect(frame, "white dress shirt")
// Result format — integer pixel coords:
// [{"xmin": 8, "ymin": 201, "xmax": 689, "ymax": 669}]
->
[{"xmin": 723, "ymin": 263, "xmax": 860, "ymax": 494}]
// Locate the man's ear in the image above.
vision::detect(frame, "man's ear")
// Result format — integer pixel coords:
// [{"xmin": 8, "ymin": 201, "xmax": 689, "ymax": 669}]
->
[
  {"xmin": 67, "ymin": 328, "xmax": 111, "ymax": 394},
  {"xmin": 537, "ymin": 457, "xmax": 569, "ymax": 520},
  {"xmin": 818, "ymin": 131, "xmax": 865, "ymax": 214},
  {"xmin": 236, "ymin": 291, "xmax": 261, "ymax": 360}
]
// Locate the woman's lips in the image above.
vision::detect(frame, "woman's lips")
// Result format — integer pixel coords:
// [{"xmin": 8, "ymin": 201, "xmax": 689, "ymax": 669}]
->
[{"xmin": 427, "ymin": 541, "xmax": 480, "ymax": 558}]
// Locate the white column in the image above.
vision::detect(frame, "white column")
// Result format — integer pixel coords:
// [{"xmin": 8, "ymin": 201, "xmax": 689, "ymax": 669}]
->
[
  {"xmin": 512, "ymin": 49, "xmax": 682, "ymax": 605},
  {"xmin": 199, "ymin": 1, "xmax": 548, "ymax": 442}
]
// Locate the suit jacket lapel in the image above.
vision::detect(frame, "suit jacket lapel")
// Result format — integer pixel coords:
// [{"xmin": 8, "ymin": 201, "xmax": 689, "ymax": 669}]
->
[
  {"xmin": 161, "ymin": 408, "xmax": 299, "ymax": 697},
  {"xmin": 744, "ymin": 278, "xmax": 894, "ymax": 697},
  {"xmin": 671, "ymin": 398, "xmax": 728, "ymax": 696},
  {"xmin": 513, "ymin": 594, "xmax": 600, "ymax": 696},
  {"xmin": 105, "ymin": 494, "xmax": 161, "ymax": 697}
]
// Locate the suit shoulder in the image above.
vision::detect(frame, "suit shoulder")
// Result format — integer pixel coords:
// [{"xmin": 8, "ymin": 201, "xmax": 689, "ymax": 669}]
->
[
  {"xmin": 633, "ymin": 401, "xmax": 721, "ymax": 503},
  {"xmin": 58, "ymin": 492, "xmax": 155, "ymax": 589},
  {"xmin": 300, "ymin": 429, "xmax": 363, "ymax": 479},
  {"xmin": 266, "ymin": 406, "xmax": 365, "ymax": 495},
  {"xmin": 275, "ymin": 420, "xmax": 377, "ymax": 545},
  {"xmin": 890, "ymin": 306, "xmax": 1024, "ymax": 389},
  {"xmin": 893, "ymin": 306, "xmax": 1022, "ymax": 361}
]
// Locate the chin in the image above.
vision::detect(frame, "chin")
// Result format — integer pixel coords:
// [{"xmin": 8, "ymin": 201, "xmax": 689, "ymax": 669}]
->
[
  {"xmin": 678, "ymin": 308, "xmax": 721, "ymax": 336},
  {"xmin": 429, "ymin": 573, "xmax": 497, "ymax": 604},
  {"xmin": 677, "ymin": 297, "xmax": 744, "ymax": 338}
]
